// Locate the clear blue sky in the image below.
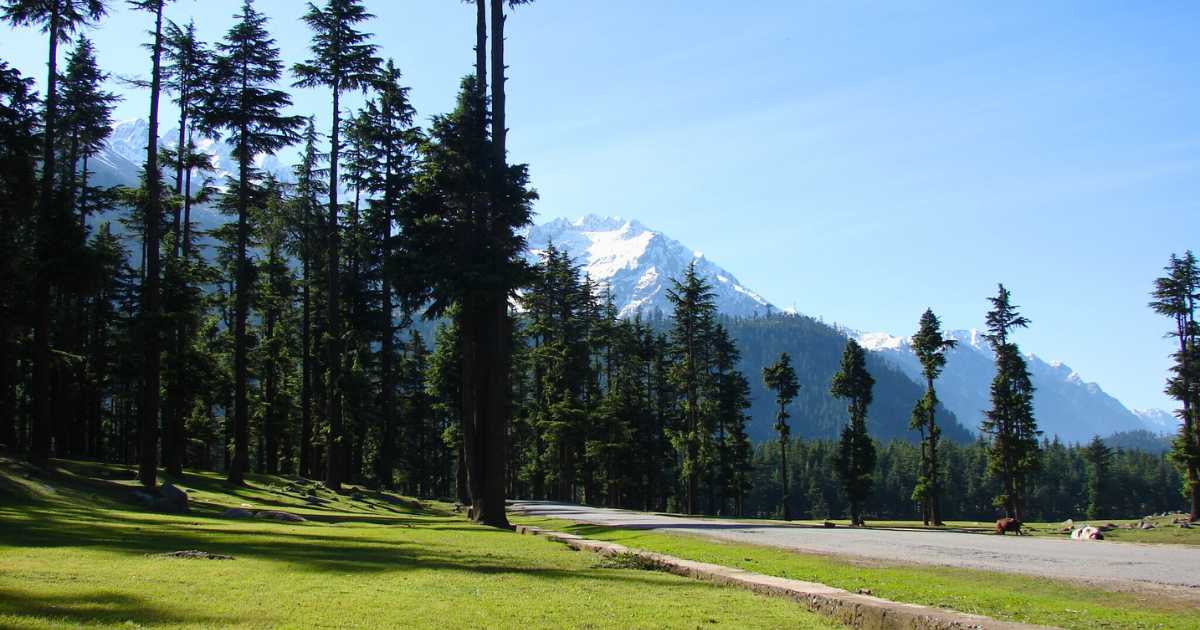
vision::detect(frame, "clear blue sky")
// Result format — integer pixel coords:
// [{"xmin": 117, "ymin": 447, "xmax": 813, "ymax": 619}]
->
[{"xmin": 5, "ymin": 1, "xmax": 1198, "ymax": 412}]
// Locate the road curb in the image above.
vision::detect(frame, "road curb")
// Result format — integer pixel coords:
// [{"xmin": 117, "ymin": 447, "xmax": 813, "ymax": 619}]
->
[{"xmin": 515, "ymin": 524, "xmax": 1056, "ymax": 630}]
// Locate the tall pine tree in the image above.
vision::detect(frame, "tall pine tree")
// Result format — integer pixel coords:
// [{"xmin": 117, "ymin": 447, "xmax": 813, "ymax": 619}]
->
[
  {"xmin": 200, "ymin": 0, "xmax": 302, "ymax": 485},
  {"xmin": 909, "ymin": 308, "xmax": 956, "ymax": 526},
  {"xmin": 292, "ymin": 0, "xmax": 380, "ymax": 492},
  {"xmin": 831, "ymin": 338, "xmax": 876, "ymax": 526}
]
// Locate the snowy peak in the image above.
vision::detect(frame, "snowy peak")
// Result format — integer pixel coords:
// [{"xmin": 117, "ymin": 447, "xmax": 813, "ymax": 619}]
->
[
  {"xmin": 1134, "ymin": 408, "xmax": 1179, "ymax": 433},
  {"xmin": 527, "ymin": 214, "xmax": 775, "ymax": 319},
  {"xmin": 856, "ymin": 328, "xmax": 1161, "ymax": 442},
  {"xmin": 93, "ymin": 119, "xmax": 288, "ymax": 189}
]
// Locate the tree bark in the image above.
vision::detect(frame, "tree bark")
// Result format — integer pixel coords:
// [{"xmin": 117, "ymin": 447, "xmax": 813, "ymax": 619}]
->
[
  {"xmin": 300, "ymin": 207, "xmax": 313, "ymax": 478},
  {"xmin": 31, "ymin": 5, "xmax": 62, "ymax": 460},
  {"xmin": 325, "ymin": 88, "xmax": 344, "ymax": 492},
  {"xmin": 779, "ymin": 429, "xmax": 790, "ymax": 520},
  {"xmin": 140, "ymin": 2, "xmax": 166, "ymax": 488}
]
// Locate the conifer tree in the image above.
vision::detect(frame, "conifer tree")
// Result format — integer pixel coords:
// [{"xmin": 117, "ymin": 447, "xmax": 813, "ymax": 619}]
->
[
  {"xmin": 711, "ymin": 324, "xmax": 751, "ymax": 515},
  {"xmin": 909, "ymin": 308, "xmax": 956, "ymax": 526},
  {"xmin": 158, "ymin": 19, "xmax": 210, "ymax": 476},
  {"xmin": 831, "ymin": 338, "xmax": 876, "ymax": 526},
  {"xmin": 0, "ymin": 62, "xmax": 41, "ymax": 450},
  {"xmin": 290, "ymin": 118, "xmax": 327, "ymax": 478},
  {"xmin": 358, "ymin": 59, "xmax": 420, "ymax": 489},
  {"xmin": 981, "ymin": 284, "xmax": 1040, "ymax": 520},
  {"xmin": 394, "ymin": 77, "xmax": 535, "ymax": 526},
  {"xmin": 1150, "ymin": 252, "xmax": 1200, "ymax": 522},
  {"xmin": 58, "ymin": 35, "xmax": 117, "ymax": 226},
  {"xmin": 4, "ymin": 0, "xmax": 108, "ymax": 460},
  {"xmin": 1083, "ymin": 435, "xmax": 1111, "ymax": 520},
  {"xmin": 763, "ymin": 352, "xmax": 798, "ymax": 520},
  {"xmin": 666, "ymin": 262, "xmax": 717, "ymax": 514},
  {"xmin": 292, "ymin": 0, "xmax": 380, "ymax": 492},
  {"xmin": 200, "ymin": 0, "xmax": 302, "ymax": 485},
  {"xmin": 128, "ymin": 0, "xmax": 171, "ymax": 487}
]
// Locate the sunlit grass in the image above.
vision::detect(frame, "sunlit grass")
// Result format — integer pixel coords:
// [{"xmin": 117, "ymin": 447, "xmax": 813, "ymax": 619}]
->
[{"xmin": 0, "ymin": 458, "xmax": 838, "ymax": 629}]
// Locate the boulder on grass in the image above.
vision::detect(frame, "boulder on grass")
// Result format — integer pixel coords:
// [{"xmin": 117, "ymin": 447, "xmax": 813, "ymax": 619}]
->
[
  {"xmin": 255, "ymin": 510, "xmax": 306, "ymax": 523},
  {"xmin": 132, "ymin": 484, "xmax": 189, "ymax": 514},
  {"xmin": 158, "ymin": 483, "xmax": 189, "ymax": 513},
  {"xmin": 222, "ymin": 508, "xmax": 254, "ymax": 519}
]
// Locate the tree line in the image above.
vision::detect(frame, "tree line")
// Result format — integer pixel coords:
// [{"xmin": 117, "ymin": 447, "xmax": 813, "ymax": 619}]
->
[
  {"xmin": 1, "ymin": 0, "xmax": 1190, "ymax": 528},
  {"xmin": 743, "ymin": 434, "xmax": 1182, "ymax": 523},
  {"xmin": 0, "ymin": 0, "xmax": 541, "ymax": 527}
]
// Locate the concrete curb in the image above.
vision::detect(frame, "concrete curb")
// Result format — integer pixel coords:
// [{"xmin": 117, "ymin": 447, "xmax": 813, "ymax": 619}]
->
[{"xmin": 515, "ymin": 524, "xmax": 1056, "ymax": 630}]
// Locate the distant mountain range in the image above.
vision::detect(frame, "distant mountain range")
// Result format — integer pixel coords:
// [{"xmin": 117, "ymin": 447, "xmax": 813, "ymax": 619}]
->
[
  {"xmin": 92, "ymin": 120, "xmax": 1175, "ymax": 446},
  {"xmin": 857, "ymin": 330, "xmax": 1161, "ymax": 444},
  {"xmin": 526, "ymin": 215, "xmax": 774, "ymax": 319},
  {"xmin": 524, "ymin": 214, "xmax": 1174, "ymax": 444}
]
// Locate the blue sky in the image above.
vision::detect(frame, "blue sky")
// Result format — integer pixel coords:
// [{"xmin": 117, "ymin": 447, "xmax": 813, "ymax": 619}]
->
[{"xmin": 5, "ymin": 1, "xmax": 1198, "ymax": 412}]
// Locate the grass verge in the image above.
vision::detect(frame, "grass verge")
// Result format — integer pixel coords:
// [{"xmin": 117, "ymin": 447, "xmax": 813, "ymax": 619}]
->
[{"xmin": 513, "ymin": 515, "xmax": 1200, "ymax": 630}]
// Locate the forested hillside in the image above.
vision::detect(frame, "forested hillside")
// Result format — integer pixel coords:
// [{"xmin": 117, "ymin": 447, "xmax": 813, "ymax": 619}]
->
[{"xmin": 721, "ymin": 315, "xmax": 974, "ymax": 444}]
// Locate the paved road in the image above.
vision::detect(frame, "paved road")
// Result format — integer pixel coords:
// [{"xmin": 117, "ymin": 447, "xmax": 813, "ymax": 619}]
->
[{"xmin": 510, "ymin": 501, "xmax": 1200, "ymax": 590}]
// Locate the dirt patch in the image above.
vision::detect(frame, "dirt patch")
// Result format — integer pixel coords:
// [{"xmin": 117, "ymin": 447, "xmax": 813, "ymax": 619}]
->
[{"xmin": 150, "ymin": 550, "xmax": 235, "ymax": 561}]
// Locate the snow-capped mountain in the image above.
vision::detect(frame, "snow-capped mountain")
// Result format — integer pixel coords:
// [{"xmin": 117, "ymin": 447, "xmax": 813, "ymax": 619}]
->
[
  {"xmin": 91, "ymin": 118, "xmax": 288, "ymax": 190},
  {"xmin": 526, "ymin": 215, "xmax": 775, "ymax": 319},
  {"xmin": 1133, "ymin": 408, "xmax": 1179, "ymax": 433},
  {"xmin": 857, "ymin": 329, "xmax": 1161, "ymax": 443}
]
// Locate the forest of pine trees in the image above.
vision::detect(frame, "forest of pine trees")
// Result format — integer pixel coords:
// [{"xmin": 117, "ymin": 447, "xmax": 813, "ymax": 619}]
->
[{"xmin": 0, "ymin": 0, "xmax": 1191, "ymax": 527}]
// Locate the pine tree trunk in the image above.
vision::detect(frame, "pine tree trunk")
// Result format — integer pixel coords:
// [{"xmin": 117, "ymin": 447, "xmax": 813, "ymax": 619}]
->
[
  {"xmin": 779, "ymin": 430, "xmax": 790, "ymax": 520},
  {"xmin": 929, "ymin": 379, "xmax": 942, "ymax": 526},
  {"xmin": 377, "ymin": 147, "xmax": 395, "ymax": 488},
  {"xmin": 140, "ymin": 3, "xmax": 166, "ymax": 488},
  {"xmin": 300, "ymin": 230, "xmax": 313, "ymax": 478},
  {"xmin": 474, "ymin": 0, "xmax": 486, "ymax": 92},
  {"xmin": 31, "ymin": 6, "xmax": 62, "ymax": 460},
  {"xmin": 264, "ymin": 309, "xmax": 278, "ymax": 475},
  {"xmin": 229, "ymin": 146, "xmax": 250, "ymax": 485},
  {"xmin": 325, "ymin": 88, "xmax": 344, "ymax": 493}
]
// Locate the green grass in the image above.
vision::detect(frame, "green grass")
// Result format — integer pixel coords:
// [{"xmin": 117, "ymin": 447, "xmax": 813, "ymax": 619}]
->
[
  {"xmin": 0, "ymin": 458, "xmax": 839, "ymax": 630},
  {"xmin": 513, "ymin": 516, "xmax": 1200, "ymax": 630}
]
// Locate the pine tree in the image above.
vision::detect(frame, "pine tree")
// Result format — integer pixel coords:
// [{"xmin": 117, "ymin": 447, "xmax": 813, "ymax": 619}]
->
[
  {"xmin": 831, "ymin": 338, "xmax": 876, "ymax": 526},
  {"xmin": 393, "ymin": 76, "xmax": 535, "ymax": 527},
  {"xmin": 981, "ymin": 284, "xmax": 1040, "ymax": 520},
  {"xmin": 763, "ymin": 352, "xmax": 798, "ymax": 520},
  {"xmin": 711, "ymin": 324, "xmax": 751, "ymax": 516},
  {"xmin": 909, "ymin": 308, "xmax": 956, "ymax": 525},
  {"xmin": 428, "ymin": 318, "xmax": 466, "ymax": 503},
  {"xmin": 200, "ymin": 0, "xmax": 302, "ymax": 485},
  {"xmin": 290, "ymin": 118, "xmax": 327, "ymax": 479},
  {"xmin": 127, "ymin": 0, "xmax": 171, "ymax": 487},
  {"xmin": 0, "ymin": 62, "xmax": 41, "ymax": 450},
  {"xmin": 292, "ymin": 0, "xmax": 380, "ymax": 492},
  {"xmin": 4, "ymin": 0, "xmax": 108, "ymax": 460},
  {"xmin": 1083, "ymin": 435, "xmax": 1112, "ymax": 520},
  {"xmin": 666, "ymin": 262, "xmax": 716, "ymax": 514},
  {"xmin": 58, "ymin": 35, "xmax": 117, "ymax": 227},
  {"xmin": 357, "ymin": 59, "xmax": 420, "ymax": 490},
  {"xmin": 56, "ymin": 34, "xmax": 118, "ymax": 460},
  {"xmin": 1150, "ymin": 251, "xmax": 1200, "ymax": 522}
]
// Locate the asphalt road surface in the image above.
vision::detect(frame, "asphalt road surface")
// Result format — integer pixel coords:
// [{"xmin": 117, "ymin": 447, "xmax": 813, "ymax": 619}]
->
[{"xmin": 510, "ymin": 501, "xmax": 1200, "ymax": 590}]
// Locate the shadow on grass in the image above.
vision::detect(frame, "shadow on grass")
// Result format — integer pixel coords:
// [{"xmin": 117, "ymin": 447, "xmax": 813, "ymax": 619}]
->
[
  {"xmin": 0, "ymin": 500, "xmax": 684, "ymax": 590},
  {"xmin": 0, "ymin": 587, "xmax": 235, "ymax": 627}
]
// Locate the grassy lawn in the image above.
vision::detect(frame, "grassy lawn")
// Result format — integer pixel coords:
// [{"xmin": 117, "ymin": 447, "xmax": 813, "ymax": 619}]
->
[
  {"xmin": 0, "ymin": 459, "xmax": 840, "ymax": 630},
  {"xmin": 513, "ymin": 516, "xmax": 1200, "ymax": 630}
]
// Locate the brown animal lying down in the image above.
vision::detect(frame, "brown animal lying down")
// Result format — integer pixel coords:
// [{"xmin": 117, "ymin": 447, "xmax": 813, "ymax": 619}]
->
[{"xmin": 996, "ymin": 517, "xmax": 1023, "ymax": 535}]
